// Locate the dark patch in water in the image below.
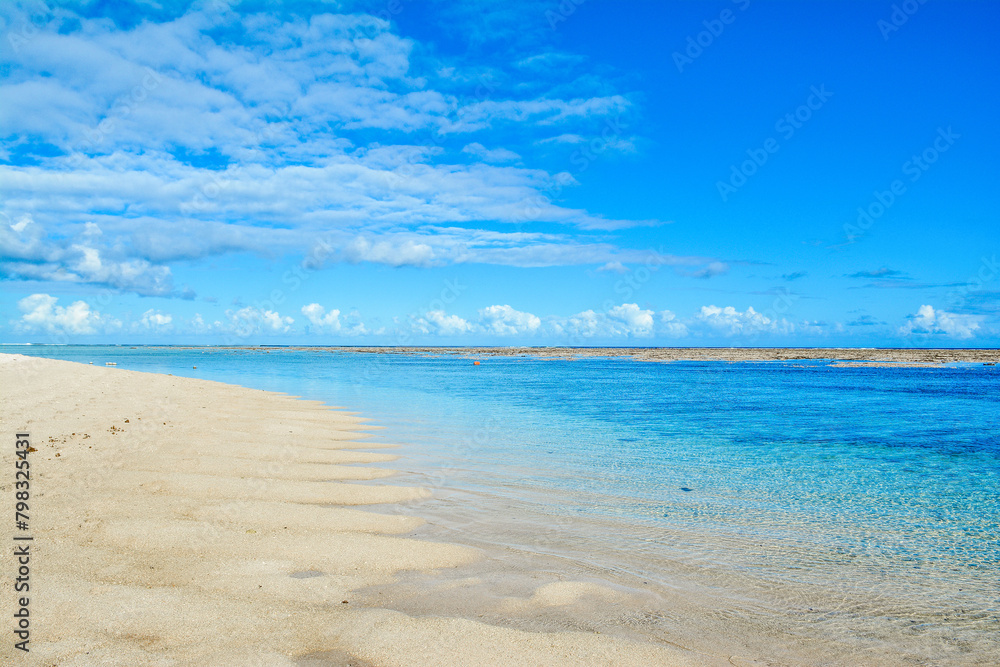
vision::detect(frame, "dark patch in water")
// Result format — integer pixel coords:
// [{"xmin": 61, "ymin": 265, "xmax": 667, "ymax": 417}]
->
[{"xmin": 680, "ymin": 487, "xmax": 693, "ymax": 492}]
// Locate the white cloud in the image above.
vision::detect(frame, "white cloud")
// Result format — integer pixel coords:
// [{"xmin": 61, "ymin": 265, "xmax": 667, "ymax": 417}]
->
[
  {"xmin": 608, "ymin": 303, "xmax": 655, "ymax": 337},
  {"xmin": 538, "ymin": 133, "xmax": 586, "ymax": 145},
  {"xmin": 0, "ymin": 4, "xmax": 737, "ymax": 303},
  {"xmin": 14, "ymin": 293, "xmax": 119, "ymax": 335},
  {"xmin": 797, "ymin": 320, "xmax": 834, "ymax": 336},
  {"xmin": 899, "ymin": 305, "xmax": 979, "ymax": 339},
  {"xmin": 449, "ymin": 96, "xmax": 630, "ymax": 133},
  {"xmin": 0, "ymin": 219, "xmax": 175, "ymax": 296},
  {"xmin": 340, "ymin": 309, "xmax": 368, "ymax": 336},
  {"xmin": 0, "ymin": 3, "xmax": 664, "ymax": 294},
  {"xmin": 602, "ymin": 137, "xmax": 636, "ymax": 153},
  {"xmin": 301, "ymin": 303, "xmax": 341, "ymax": 331},
  {"xmin": 695, "ymin": 305, "xmax": 792, "ymax": 336},
  {"xmin": 658, "ymin": 310, "xmax": 689, "ymax": 338},
  {"xmin": 479, "ymin": 304, "xmax": 541, "ymax": 336},
  {"xmin": 188, "ymin": 313, "xmax": 220, "ymax": 334},
  {"xmin": 344, "ymin": 237, "xmax": 436, "ymax": 267},
  {"xmin": 9, "ymin": 215, "xmax": 33, "ymax": 233},
  {"xmin": 461, "ymin": 142, "xmax": 521, "ymax": 163},
  {"xmin": 596, "ymin": 261, "xmax": 628, "ymax": 274},
  {"xmin": 537, "ymin": 132, "xmax": 635, "ymax": 153},
  {"xmin": 515, "ymin": 53, "xmax": 588, "ymax": 71},
  {"xmin": 138, "ymin": 308, "xmax": 173, "ymax": 331},
  {"xmin": 412, "ymin": 310, "xmax": 474, "ymax": 336},
  {"xmin": 686, "ymin": 261, "xmax": 729, "ymax": 279},
  {"xmin": 561, "ymin": 303, "xmax": 664, "ymax": 339},
  {"xmin": 262, "ymin": 310, "xmax": 294, "ymax": 332},
  {"xmin": 225, "ymin": 306, "xmax": 294, "ymax": 336}
]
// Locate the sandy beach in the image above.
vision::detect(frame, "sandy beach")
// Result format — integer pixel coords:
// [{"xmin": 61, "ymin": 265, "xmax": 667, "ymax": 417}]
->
[{"xmin": 1, "ymin": 353, "xmax": 731, "ymax": 666}]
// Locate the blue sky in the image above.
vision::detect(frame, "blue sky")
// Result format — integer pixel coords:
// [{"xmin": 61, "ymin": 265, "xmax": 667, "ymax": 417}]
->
[{"xmin": 1, "ymin": 0, "xmax": 997, "ymax": 346}]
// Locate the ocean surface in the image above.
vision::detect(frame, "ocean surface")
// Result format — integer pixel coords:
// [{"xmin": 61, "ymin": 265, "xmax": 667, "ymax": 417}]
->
[{"xmin": 7, "ymin": 345, "xmax": 999, "ymax": 664}]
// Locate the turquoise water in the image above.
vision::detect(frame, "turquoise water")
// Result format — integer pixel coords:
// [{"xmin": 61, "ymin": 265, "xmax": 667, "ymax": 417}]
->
[{"xmin": 7, "ymin": 345, "xmax": 999, "ymax": 662}]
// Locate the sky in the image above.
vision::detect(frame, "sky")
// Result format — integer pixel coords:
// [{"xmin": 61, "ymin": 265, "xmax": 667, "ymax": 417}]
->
[{"xmin": 1, "ymin": 0, "xmax": 998, "ymax": 346}]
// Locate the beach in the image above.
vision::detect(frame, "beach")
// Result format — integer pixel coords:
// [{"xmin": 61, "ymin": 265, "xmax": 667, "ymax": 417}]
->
[
  {"xmin": 1, "ymin": 353, "xmax": 731, "ymax": 666},
  {"xmin": 6, "ymin": 2, "xmax": 996, "ymax": 663}
]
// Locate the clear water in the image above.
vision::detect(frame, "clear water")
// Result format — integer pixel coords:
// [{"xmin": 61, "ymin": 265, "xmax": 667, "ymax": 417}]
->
[{"xmin": 7, "ymin": 345, "xmax": 999, "ymax": 663}]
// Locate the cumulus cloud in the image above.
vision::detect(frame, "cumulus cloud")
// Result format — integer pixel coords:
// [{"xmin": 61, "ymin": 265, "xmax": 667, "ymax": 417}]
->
[
  {"xmin": 658, "ymin": 310, "xmax": 689, "ymax": 338},
  {"xmin": 402, "ymin": 303, "xmax": 676, "ymax": 339},
  {"xmin": 561, "ymin": 303, "xmax": 666, "ymax": 339},
  {"xmin": 608, "ymin": 303, "xmax": 655, "ymax": 337},
  {"xmin": 301, "ymin": 303, "xmax": 341, "ymax": 331},
  {"xmin": 562, "ymin": 310, "xmax": 604, "ymax": 338},
  {"xmin": 695, "ymin": 305, "xmax": 792, "ymax": 336},
  {"xmin": 412, "ymin": 310, "xmax": 475, "ymax": 336},
  {"xmin": 14, "ymin": 293, "xmax": 119, "ymax": 336},
  {"xmin": 225, "ymin": 306, "xmax": 294, "ymax": 336},
  {"xmin": 137, "ymin": 309, "xmax": 173, "ymax": 331},
  {"xmin": 340, "ymin": 310, "xmax": 369, "ymax": 336},
  {"xmin": 899, "ymin": 305, "xmax": 979, "ymax": 339},
  {"xmin": 0, "ymin": 219, "xmax": 175, "ymax": 296},
  {"xmin": 188, "ymin": 313, "xmax": 221, "ymax": 334},
  {"xmin": 65, "ymin": 244, "xmax": 173, "ymax": 295},
  {"xmin": 407, "ymin": 305, "xmax": 542, "ymax": 337},
  {"xmin": 344, "ymin": 237, "xmax": 436, "ymax": 268},
  {"xmin": 479, "ymin": 305, "xmax": 541, "ymax": 336}
]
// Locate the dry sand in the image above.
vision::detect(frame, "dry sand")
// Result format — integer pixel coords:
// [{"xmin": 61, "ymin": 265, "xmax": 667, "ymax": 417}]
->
[{"xmin": 0, "ymin": 354, "xmax": 728, "ymax": 666}]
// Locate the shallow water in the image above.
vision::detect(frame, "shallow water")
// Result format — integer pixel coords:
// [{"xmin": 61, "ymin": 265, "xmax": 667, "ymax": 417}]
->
[{"xmin": 8, "ymin": 345, "xmax": 999, "ymax": 663}]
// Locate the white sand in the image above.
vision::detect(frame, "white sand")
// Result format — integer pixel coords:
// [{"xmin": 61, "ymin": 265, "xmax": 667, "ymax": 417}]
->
[{"xmin": 0, "ymin": 354, "xmax": 725, "ymax": 666}]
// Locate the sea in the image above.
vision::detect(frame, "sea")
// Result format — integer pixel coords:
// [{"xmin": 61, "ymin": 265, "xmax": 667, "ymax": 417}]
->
[{"xmin": 6, "ymin": 344, "xmax": 999, "ymax": 664}]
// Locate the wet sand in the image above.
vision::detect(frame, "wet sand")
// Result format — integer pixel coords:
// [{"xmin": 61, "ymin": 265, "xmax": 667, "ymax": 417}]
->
[{"xmin": 0, "ymin": 354, "xmax": 727, "ymax": 666}]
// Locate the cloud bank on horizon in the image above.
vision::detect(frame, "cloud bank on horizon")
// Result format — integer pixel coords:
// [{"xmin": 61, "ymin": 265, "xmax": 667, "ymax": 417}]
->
[{"xmin": 1, "ymin": 0, "xmax": 997, "ymax": 345}]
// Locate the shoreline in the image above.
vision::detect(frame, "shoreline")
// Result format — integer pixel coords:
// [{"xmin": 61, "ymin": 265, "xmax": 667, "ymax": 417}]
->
[{"xmin": 0, "ymin": 354, "xmax": 728, "ymax": 666}]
